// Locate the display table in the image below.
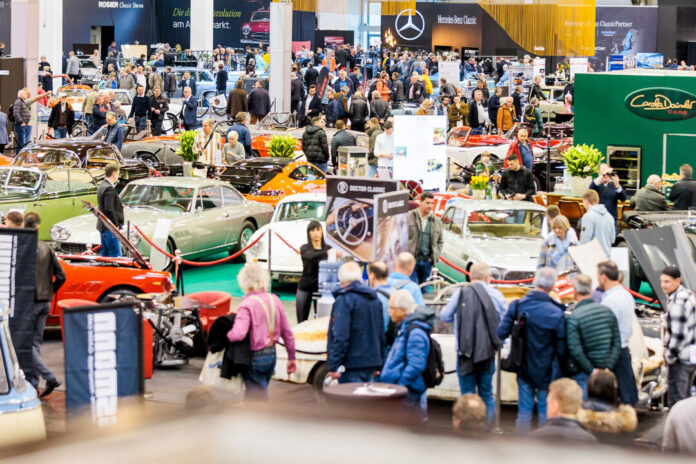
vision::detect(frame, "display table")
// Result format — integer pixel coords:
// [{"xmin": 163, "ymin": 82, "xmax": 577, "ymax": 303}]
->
[{"xmin": 323, "ymin": 382, "xmax": 410, "ymax": 423}]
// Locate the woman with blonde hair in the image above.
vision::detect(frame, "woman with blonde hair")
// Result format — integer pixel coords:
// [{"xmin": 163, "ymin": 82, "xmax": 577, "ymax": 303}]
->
[
  {"xmin": 416, "ymin": 98, "xmax": 432, "ymax": 115},
  {"xmin": 538, "ymin": 215, "xmax": 577, "ymax": 273},
  {"xmin": 227, "ymin": 262, "xmax": 296, "ymax": 398}
]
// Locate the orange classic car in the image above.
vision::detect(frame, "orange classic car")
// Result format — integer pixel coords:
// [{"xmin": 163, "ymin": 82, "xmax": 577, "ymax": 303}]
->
[{"xmin": 217, "ymin": 158, "xmax": 326, "ymax": 206}]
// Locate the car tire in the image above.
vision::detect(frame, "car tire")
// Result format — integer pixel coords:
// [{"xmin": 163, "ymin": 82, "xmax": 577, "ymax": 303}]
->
[
  {"xmin": 230, "ymin": 221, "xmax": 256, "ymax": 263},
  {"xmin": 161, "ymin": 238, "xmax": 177, "ymax": 273},
  {"xmin": 533, "ymin": 175, "xmax": 542, "ymax": 192},
  {"xmin": 311, "ymin": 363, "xmax": 331, "ymax": 393},
  {"xmin": 99, "ymin": 288, "xmax": 140, "ymax": 303}
]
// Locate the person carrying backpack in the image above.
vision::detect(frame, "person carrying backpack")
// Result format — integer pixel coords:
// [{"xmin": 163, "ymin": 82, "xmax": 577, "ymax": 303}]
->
[
  {"xmin": 523, "ymin": 97, "xmax": 544, "ymax": 137},
  {"xmin": 380, "ymin": 290, "xmax": 439, "ymax": 421}
]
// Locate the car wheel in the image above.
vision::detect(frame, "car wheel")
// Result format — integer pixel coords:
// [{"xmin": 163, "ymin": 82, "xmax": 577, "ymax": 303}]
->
[
  {"xmin": 159, "ymin": 238, "xmax": 177, "ymax": 273},
  {"xmin": 251, "ymin": 149, "xmax": 260, "ymax": 158},
  {"xmin": 99, "ymin": 288, "xmax": 140, "ymax": 303},
  {"xmin": 533, "ymin": 175, "xmax": 542, "ymax": 192},
  {"xmin": 311, "ymin": 363, "xmax": 332, "ymax": 392},
  {"xmin": 617, "ymin": 240, "xmax": 642, "ymax": 292},
  {"xmin": 230, "ymin": 221, "xmax": 256, "ymax": 263}
]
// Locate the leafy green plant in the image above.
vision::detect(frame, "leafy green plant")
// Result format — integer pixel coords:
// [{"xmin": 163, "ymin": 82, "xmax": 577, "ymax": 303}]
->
[
  {"xmin": 268, "ymin": 135, "xmax": 297, "ymax": 158},
  {"xmin": 562, "ymin": 144, "xmax": 602, "ymax": 177},
  {"xmin": 175, "ymin": 130, "xmax": 197, "ymax": 162}
]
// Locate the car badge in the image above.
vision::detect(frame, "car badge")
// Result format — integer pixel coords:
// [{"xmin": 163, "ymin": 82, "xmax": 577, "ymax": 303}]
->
[{"xmin": 395, "ymin": 9, "xmax": 425, "ymax": 41}]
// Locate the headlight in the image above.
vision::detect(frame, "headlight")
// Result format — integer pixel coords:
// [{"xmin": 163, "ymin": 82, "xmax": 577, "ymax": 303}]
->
[
  {"xmin": 249, "ymin": 235, "xmax": 266, "ymax": 256},
  {"xmin": 128, "ymin": 228, "xmax": 141, "ymax": 246},
  {"xmin": 489, "ymin": 266, "xmax": 506, "ymax": 281},
  {"xmin": 50, "ymin": 225, "xmax": 71, "ymax": 241}
]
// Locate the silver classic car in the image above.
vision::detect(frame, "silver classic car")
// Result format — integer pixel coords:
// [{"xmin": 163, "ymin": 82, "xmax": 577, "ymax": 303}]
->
[
  {"xmin": 50, "ymin": 177, "xmax": 274, "ymax": 267},
  {"xmin": 434, "ymin": 199, "xmax": 546, "ymax": 283}
]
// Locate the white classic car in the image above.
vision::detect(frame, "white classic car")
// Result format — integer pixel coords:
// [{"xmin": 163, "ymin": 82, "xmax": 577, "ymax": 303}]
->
[
  {"xmin": 246, "ymin": 193, "xmax": 326, "ymax": 283},
  {"xmin": 446, "ymin": 126, "xmax": 544, "ymax": 167},
  {"xmin": 538, "ymin": 86, "xmax": 569, "ymax": 122},
  {"xmin": 435, "ymin": 199, "xmax": 545, "ymax": 284}
]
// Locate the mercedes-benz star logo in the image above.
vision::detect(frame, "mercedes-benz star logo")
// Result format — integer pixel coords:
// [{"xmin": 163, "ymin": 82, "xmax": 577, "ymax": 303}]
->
[
  {"xmin": 395, "ymin": 9, "xmax": 425, "ymax": 41},
  {"xmin": 337, "ymin": 181, "xmax": 349, "ymax": 194}
]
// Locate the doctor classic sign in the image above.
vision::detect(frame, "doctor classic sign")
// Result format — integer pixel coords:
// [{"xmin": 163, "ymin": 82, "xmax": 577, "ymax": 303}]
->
[{"xmin": 625, "ymin": 88, "xmax": 696, "ymax": 121}]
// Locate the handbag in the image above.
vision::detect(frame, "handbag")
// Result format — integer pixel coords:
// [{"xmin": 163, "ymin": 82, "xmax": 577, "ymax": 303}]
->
[
  {"xmin": 199, "ymin": 350, "xmax": 244, "ymax": 393},
  {"xmin": 500, "ymin": 301, "xmax": 527, "ymax": 374}
]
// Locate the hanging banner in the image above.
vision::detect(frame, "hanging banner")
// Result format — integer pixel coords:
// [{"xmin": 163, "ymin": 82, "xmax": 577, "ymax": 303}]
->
[
  {"xmin": 2, "ymin": 228, "xmax": 37, "ymax": 383},
  {"xmin": 438, "ymin": 61, "xmax": 460, "ymax": 88},
  {"xmin": 508, "ymin": 64, "xmax": 534, "ymax": 107},
  {"xmin": 373, "ymin": 190, "xmax": 410, "ymax": 271},
  {"xmin": 325, "ymin": 177, "xmax": 398, "ymax": 263},
  {"xmin": 0, "ymin": 1, "xmax": 10, "ymax": 52},
  {"xmin": 592, "ymin": 6, "xmax": 658, "ymax": 72},
  {"xmin": 64, "ymin": 303, "xmax": 143, "ymax": 428},
  {"xmin": 393, "ymin": 114, "xmax": 447, "ymax": 192}
]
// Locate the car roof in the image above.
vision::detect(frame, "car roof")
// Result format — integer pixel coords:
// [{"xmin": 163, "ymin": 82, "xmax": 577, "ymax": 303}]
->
[
  {"xmin": 127, "ymin": 176, "xmax": 231, "ymax": 189},
  {"xmin": 26, "ymin": 139, "xmax": 115, "ymax": 150},
  {"xmin": 448, "ymin": 199, "xmax": 546, "ymax": 212},
  {"xmin": 277, "ymin": 192, "xmax": 326, "ymax": 204},
  {"xmin": 231, "ymin": 158, "xmax": 295, "ymax": 168}
]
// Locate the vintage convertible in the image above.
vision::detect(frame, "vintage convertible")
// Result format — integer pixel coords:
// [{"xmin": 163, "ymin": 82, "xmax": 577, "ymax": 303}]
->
[
  {"xmin": 0, "ymin": 166, "xmax": 97, "ymax": 241},
  {"xmin": 446, "ymin": 126, "xmax": 547, "ymax": 167},
  {"xmin": 50, "ymin": 176, "xmax": 274, "ymax": 269},
  {"xmin": 435, "ymin": 199, "xmax": 546, "ymax": 283},
  {"xmin": 13, "ymin": 140, "xmax": 151, "ymax": 189},
  {"xmin": 246, "ymin": 193, "xmax": 326, "ymax": 283}
]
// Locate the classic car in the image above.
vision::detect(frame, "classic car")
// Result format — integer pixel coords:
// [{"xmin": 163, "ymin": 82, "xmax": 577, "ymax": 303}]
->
[
  {"xmin": 452, "ymin": 154, "xmax": 566, "ymax": 193},
  {"xmin": 434, "ymin": 199, "xmax": 546, "ymax": 283},
  {"xmin": 77, "ymin": 56, "xmax": 101, "ymax": 85},
  {"xmin": 0, "ymin": 304, "xmax": 46, "ymax": 447},
  {"xmin": 217, "ymin": 158, "xmax": 326, "ymax": 207},
  {"xmin": 47, "ymin": 81, "xmax": 92, "ymax": 111},
  {"xmin": 156, "ymin": 67, "xmax": 227, "ymax": 99},
  {"xmin": 0, "ymin": 167, "xmax": 97, "ymax": 241},
  {"xmin": 120, "ymin": 138, "xmax": 184, "ymax": 175},
  {"xmin": 538, "ymin": 86, "xmax": 570, "ymax": 122},
  {"xmin": 50, "ymin": 176, "xmax": 274, "ymax": 269},
  {"xmin": 241, "ymin": 9, "xmax": 270, "ymax": 44},
  {"xmin": 446, "ymin": 126, "xmax": 545, "ymax": 167},
  {"xmin": 13, "ymin": 140, "xmax": 152, "ymax": 189},
  {"xmin": 246, "ymin": 193, "xmax": 327, "ymax": 283}
]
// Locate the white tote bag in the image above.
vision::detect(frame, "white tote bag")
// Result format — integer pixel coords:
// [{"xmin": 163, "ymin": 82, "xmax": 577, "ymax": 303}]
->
[{"xmin": 199, "ymin": 350, "xmax": 244, "ymax": 393}]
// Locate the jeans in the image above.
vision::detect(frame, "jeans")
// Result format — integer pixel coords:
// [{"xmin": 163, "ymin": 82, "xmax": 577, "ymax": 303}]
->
[
  {"xmin": 516, "ymin": 376, "xmax": 548, "ymax": 433},
  {"xmin": 167, "ymin": 91, "xmax": 175, "ymax": 99},
  {"xmin": 152, "ymin": 119, "xmax": 164, "ymax": 136},
  {"xmin": 53, "ymin": 127, "xmax": 68, "ymax": 139},
  {"xmin": 404, "ymin": 391, "xmax": 428, "ymax": 422},
  {"xmin": 470, "ymin": 124, "xmax": 485, "ymax": 135},
  {"xmin": 574, "ymin": 371, "xmax": 590, "ymax": 400},
  {"xmin": 338, "ymin": 367, "xmax": 376, "ymax": 384},
  {"xmin": 367, "ymin": 164, "xmax": 377, "ymax": 178},
  {"xmin": 458, "ymin": 359, "xmax": 496, "ymax": 425},
  {"xmin": 667, "ymin": 361, "xmax": 696, "ymax": 408},
  {"xmin": 612, "ymin": 347, "xmax": 638, "ymax": 406},
  {"xmin": 295, "ymin": 289, "xmax": 315, "ymax": 323},
  {"xmin": 14, "ymin": 123, "xmax": 31, "ymax": 150},
  {"xmin": 242, "ymin": 346, "xmax": 277, "ymax": 400},
  {"xmin": 100, "ymin": 229, "xmax": 122, "ymax": 257},
  {"xmin": 85, "ymin": 114, "xmax": 94, "ymax": 135},
  {"xmin": 29, "ymin": 302, "xmax": 56, "ymax": 388},
  {"xmin": 135, "ymin": 116, "xmax": 147, "ymax": 132},
  {"xmin": 314, "ymin": 162, "xmax": 328, "ymax": 175},
  {"xmin": 411, "ymin": 259, "xmax": 432, "ymax": 291}
]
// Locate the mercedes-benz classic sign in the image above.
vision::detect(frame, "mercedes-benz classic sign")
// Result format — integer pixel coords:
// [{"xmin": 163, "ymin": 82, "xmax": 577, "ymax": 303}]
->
[
  {"xmin": 625, "ymin": 88, "xmax": 696, "ymax": 121},
  {"xmin": 395, "ymin": 9, "xmax": 425, "ymax": 41}
]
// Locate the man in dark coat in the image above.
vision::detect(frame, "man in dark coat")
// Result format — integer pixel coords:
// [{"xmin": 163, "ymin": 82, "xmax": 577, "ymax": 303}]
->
[
  {"xmin": 335, "ymin": 45, "xmax": 348, "ymax": 69},
  {"xmin": 327, "ymin": 262, "xmax": 385, "ymax": 384},
  {"xmin": 148, "ymin": 86, "xmax": 169, "ymax": 136},
  {"xmin": 179, "ymin": 71, "xmax": 197, "ymax": 96},
  {"xmin": 181, "ymin": 86, "xmax": 198, "ymax": 130},
  {"xmin": 348, "ymin": 90, "xmax": 369, "ymax": 132},
  {"xmin": 163, "ymin": 66, "xmax": 178, "ymax": 99},
  {"xmin": 301, "ymin": 116, "xmax": 330, "ymax": 173},
  {"xmin": 226, "ymin": 79, "xmax": 248, "ymax": 120},
  {"xmin": 488, "ymin": 87, "xmax": 502, "ymax": 129},
  {"xmin": 298, "ymin": 84, "xmax": 322, "ymax": 127},
  {"xmin": 330, "ymin": 120, "xmax": 356, "ymax": 169},
  {"xmin": 512, "ymin": 86, "xmax": 523, "ymax": 121},
  {"xmin": 215, "ymin": 63, "xmax": 227, "ymax": 95},
  {"xmin": 369, "ymin": 92, "xmax": 391, "ymax": 124},
  {"xmin": 247, "ymin": 80, "xmax": 271, "ymax": 125},
  {"xmin": 530, "ymin": 379, "xmax": 598, "ymax": 444},
  {"xmin": 405, "ymin": 75, "xmax": 425, "ymax": 104},
  {"xmin": 47, "ymin": 94, "xmax": 75, "ymax": 138},
  {"xmin": 96, "ymin": 163, "xmax": 124, "ymax": 257},
  {"xmin": 290, "ymin": 71, "xmax": 305, "ymax": 115},
  {"xmin": 590, "ymin": 163, "xmax": 627, "ymax": 221},
  {"xmin": 304, "ymin": 62, "xmax": 318, "ymax": 87},
  {"xmin": 669, "ymin": 163, "xmax": 696, "ymax": 210},
  {"xmin": 499, "ymin": 154, "xmax": 536, "ymax": 201},
  {"xmin": 630, "ymin": 175, "xmax": 668, "ymax": 211}
]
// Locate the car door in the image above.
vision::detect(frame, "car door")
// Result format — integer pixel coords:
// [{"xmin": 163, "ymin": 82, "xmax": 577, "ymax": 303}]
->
[
  {"xmin": 37, "ymin": 170, "xmax": 72, "ymax": 240},
  {"xmin": 438, "ymin": 206, "xmax": 468, "ymax": 281},
  {"xmin": 67, "ymin": 168, "xmax": 98, "ymax": 217},
  {"xmin": 287, "ymin": 164, "xmax": 326, "ymax": 193},
  {"xmin": 220, "ymin": 185, "xmax": 246, "ymax": 245},
  {"xmin": 192, "ymin": 186, "xmax": 228, "ymax": 252}
]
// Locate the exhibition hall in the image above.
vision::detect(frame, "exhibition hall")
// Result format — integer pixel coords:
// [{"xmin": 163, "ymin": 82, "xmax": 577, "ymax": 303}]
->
[{"xmin": 1, "ymin": 0, "xmax": 696, "ymax": 460}]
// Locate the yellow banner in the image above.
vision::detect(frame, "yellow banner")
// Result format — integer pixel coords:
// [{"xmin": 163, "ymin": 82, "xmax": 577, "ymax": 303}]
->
[
  {"xmin": 381, "ymin": 1, "xmax": 417, "ymax": 16},
  {"xmin": 273, "ymin": 0, "xmax": 318, "ymax": 13},
  {"xmin": 478, "ymin": 0, "xmax": 595, "ymax": 57}
]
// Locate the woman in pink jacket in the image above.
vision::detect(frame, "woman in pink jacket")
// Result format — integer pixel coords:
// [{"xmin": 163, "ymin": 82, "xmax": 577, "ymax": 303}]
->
[{"xmin": 227, "ymin": 262, "xmax": 297, "ymax": 399}]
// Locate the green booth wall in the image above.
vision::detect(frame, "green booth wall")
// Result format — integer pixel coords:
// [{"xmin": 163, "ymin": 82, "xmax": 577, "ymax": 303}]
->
[{"xmin": 574, "ymin": 71, "xmax": 696, "ymax": 187}]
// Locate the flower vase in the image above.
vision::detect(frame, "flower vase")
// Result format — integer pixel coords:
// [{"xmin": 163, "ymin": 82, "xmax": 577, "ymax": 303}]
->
[
  {"xmin": 569, "ymin": 175, "xmax": 592, "ymax": 197},
  {"xmin": 472, "ymin": 189, "xmax": 486, "ymax": 200}
]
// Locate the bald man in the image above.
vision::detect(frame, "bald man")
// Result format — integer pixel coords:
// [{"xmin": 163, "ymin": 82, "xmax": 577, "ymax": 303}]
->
[{"xmin": 630, "ymin": 174, "xmax": 668, "ymax": 211}]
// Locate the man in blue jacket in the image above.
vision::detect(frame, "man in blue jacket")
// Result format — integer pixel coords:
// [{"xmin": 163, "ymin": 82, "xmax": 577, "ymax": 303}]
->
[
  {"xmin": 215, "ymin": 63, "xmax": 228, "ymax": 96},
  {"xmin": 387, "ymin": 252, "xmax": 425, "ymax": 306},
  {"xmin": 380, "ymin": 290, "xmax": 434, "ymax": 419},
  {"xmin": 181, "ymin": 86, "xmax": 198, "ymax": 130},
  {"xmin": 497, "ymin": 267, "xmax": 567, "ymax": 433},
  {"xmin": 590, "ymin": 164, "xmax": 626, "ymax": 222},
  {"xmin": 328, "ymin": 262, "xmax": 385, "ymax": 384}
]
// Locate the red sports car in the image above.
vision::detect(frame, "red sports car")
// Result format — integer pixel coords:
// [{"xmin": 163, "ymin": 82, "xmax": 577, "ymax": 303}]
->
[{"xmin": 242, "ymin": 9, "xmax": 270, "ymax": 44}]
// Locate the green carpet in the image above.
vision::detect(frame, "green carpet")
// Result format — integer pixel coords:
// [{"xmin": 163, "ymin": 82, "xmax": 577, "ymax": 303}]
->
[{"xmin": 180, "ymin": 252, "xmax": 297, "ymax": 301}]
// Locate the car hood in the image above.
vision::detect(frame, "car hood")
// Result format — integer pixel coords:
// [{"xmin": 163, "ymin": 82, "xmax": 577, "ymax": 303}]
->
[{"xmin": 464, "ymin": 236, "xmax": 541, "ymax": 271}]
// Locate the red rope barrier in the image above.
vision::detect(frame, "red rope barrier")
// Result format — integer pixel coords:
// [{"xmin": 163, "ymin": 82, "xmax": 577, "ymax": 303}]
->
[
  {"xmin": 625, "ymin": 287, "xmax": 659, "ymax": 304},
  {"xmin": 274, "ymin": 232, "xmax": 301, "ymax": 254},
  {"xmin": 134, "ymin": 225, "xmax": 265, "ymax": 267},
  {"xmin": 439, "ymin": 256, "xmax": 535, "ymax": 284}
]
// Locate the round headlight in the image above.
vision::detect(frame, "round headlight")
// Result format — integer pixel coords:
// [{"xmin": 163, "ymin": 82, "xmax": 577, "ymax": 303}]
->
[
  {"xmin": 128, "ymin": 228, "xmax": 141, "ymax": 245},
  {"xmin": 50, "ymin": 225, "xmax": 71, "ymax": 241}
]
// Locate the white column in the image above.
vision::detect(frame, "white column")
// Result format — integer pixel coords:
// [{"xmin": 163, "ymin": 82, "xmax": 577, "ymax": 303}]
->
[
  {"xmin": 269, "ymin": 2, "xmax": 292, "ymax": 113},
  {"xmin": 11, "ymin": 0, "xmax": 39, "ymax": 96},
  {"xmin": 190, "ymin": 0, "xmax": 214, "ymax": 52},
  {"xmin": 38, "ymin": 0, "xmax": 62, "ymax": 91}
]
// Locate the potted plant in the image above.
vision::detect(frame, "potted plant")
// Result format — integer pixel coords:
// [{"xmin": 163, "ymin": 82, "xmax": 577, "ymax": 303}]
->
[
  {"xmin": 470, "ymin": 175, "xmax": 489, "ymax": 200},
  {"xmin": 562, "ymin": 144, "xmax": 602, "ymax": 196},
  {"xmin": 176, "ymin": 130, "xmax": 197, "ymax": 175},
  {"xmin": 268, "ymin": 135, "xmax": 297, "ymax": 158}
]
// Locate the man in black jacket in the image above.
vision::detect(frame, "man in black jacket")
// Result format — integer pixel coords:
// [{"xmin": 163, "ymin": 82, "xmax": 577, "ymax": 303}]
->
[
  {"xmin": 529, "ymin": 75, "xmax": 546, "ymax": 102},
  {"xmin": 530, "ymin": 379, "xmax": 598, "ymax": 444},
  {"xmin": 405, "ymin": 75, "xmax": 425, "ymax": 104},
  {"xmin": 247, "ymin": 80, "xmax": 271, "ymax": 125},
  {"xmin": 128, "ymin": 85, "xmax": 150, "ymax": 131},
  {"xmin": 304, "ymin": 62, "xmax": 318, "ymax": 87},
  {"xmin": 512, "ymin": 86, "xmax": 523, "ymax": 121},
  {"xmin": 97, "ymin": 163, "xmax": 125, "ymax": 257},
  {"xmin": 299, "ymin": 84, "xmax": 322, "ymax": 127},
  {"xmin": 348, "ymin": 90, "xmax": 369, "ymax": 132},
  {"xmin": 149, "ymin": 86, "xmax": 169, "ymax": 136},
  {"xmin": 216, "ymin": 63, "xmax": 227, "ymax": 95},
  {"xmin": 163, "ymin": 66, "xmax": 178, "ymax": 99},
  {"xmin": 24, "ymin": 212, "xmax": 65, "ymax": 397},
  {"xmin": 290, "ymin": 70, "xmax": 305, "ymax": 115},
  {"xmin": 499, "ymin": 153, "xmax": 536, "ymax": 201},
  {"xmin": 669, "ymin": 164, "xmax": 696, "ymax": 210},
  {"xmin": 488, "ymin": 87, "xmax": 502, "ymax": 130},
  {"xmin": 369, "ymin": 91, "xmax": 391, "ymax": 125},
  {"xmin": 301, "ymin": 116, "xmax": 329, "ymax": 173},
  {"xmin": 330, "ymin": 120, "xmax": 356, "ymax": 170},
  {"xmin": 48, "ymin": 94, "xmax": 75, "ymax": 138}
]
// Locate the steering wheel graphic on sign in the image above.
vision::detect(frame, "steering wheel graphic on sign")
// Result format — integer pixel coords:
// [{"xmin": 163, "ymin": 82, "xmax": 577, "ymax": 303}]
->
[
  {"xmin": 395, "ymin": 9, "xmax": 425, "ymax": 41},
  {"xmin": 335, "ymin": 202, "xmax": 371, "ymax": 246}
]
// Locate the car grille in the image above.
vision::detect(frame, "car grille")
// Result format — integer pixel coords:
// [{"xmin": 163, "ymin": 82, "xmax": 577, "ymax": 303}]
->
[
  {"xmin": 59, "ymin": 242, "xmax": 88, "ymax": 254},
  {"xmin": 251, "ymin": 32, "xmax": 268, "ymax": 41},
  {"xmin": 501, "ymin": 270, "xmax": 535, "ymax": 282}
]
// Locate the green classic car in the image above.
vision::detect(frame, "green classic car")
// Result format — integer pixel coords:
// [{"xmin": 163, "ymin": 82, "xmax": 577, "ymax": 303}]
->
[{"xmin": 0, "ymin": 167, "xmax": 98, "ymax": 240}]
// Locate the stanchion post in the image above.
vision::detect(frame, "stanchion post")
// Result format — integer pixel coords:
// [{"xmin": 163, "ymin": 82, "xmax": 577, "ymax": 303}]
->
[
  {"xmin": 174, "ymin": 249, "xmax": 184, "ymax": 296},
  {"xmin": 492, "ymin": 350, "xmax": 504, "ymax": 435}
]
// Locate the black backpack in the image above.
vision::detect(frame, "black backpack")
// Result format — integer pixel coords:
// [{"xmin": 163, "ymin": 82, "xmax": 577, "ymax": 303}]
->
[
  {"xmin": 403, "ymin": 324, "xmax": 445, "ymax": 388},
  {"xmin": 500, "ymin": 301, "xmax": 527, "ymax": 374},
  {"xmin": 7, "ymin": 103, "xmax": 15, "ymax": 124},
  {"xmin": 523, "ymin": 105, "xmax": 537, "ymax": 125}
]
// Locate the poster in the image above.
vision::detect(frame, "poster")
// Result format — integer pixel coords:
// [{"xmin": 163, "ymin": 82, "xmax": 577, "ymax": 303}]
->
[
  {"xmin": 324, "ymin": 36, "xmax": 345, "ymax": 50},
  {"xmin": 592, "ymin": 6, "xmax": 658, "ymax": 72},
  {"xmin": 214, "ymin": 0, "xmax": 270, "ymax": 47},
  {"xmin": 569, "ymin": 58, "xmax": 588, "ymax": 79},
  {"xmin": 636, "ymin": 53, "xmax": 663, "ymax": 69},
  {"xmin": 438, "ymin": 61, "xmax": 460, "ymax": 88},
  {"xmin": 64, "ymin": 303, "xmax": 143, "ymax": 427},
  {"xmin": 0, "ymin": 0, "xmax": 10, "ymax": 52},
  {"xmin": 292, "ymin": 41, "xmax": 311, "ymax": 54},
  {"xmin": 533, "ymin": 58, "xmax": 546, "ymax": 77},
  {"xmin": 373, "ymin": 191, "xmax": 410, "ymax": 271},
  {"xmin": 325, "ymin": 177, "xmax": 398, "ymax": 262},
  {"xmin": 393, "ymin": 115, "xmax": 447, "ymax": 192},
  {"xmin": 508, "ymin": 65, "xmax": 533, "ymax": 107}
]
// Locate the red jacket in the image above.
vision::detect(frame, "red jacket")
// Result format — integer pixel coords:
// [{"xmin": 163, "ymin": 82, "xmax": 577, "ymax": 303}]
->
[{"xmin": 504, "ymin": 140, "xmax": 523, "ymax": 169}]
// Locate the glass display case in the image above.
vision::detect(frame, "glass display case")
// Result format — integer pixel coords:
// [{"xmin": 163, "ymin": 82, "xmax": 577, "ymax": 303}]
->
[
  {"xmin": 607, "ymin": 145, "xmax": 641, "ymax": 194},
  {"xmin": 337, "ymin": 146, "xmax": 368, "ymax": 177}
]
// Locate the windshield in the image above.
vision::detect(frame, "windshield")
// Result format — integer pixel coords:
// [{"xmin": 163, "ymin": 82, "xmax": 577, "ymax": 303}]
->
[
  {"xmin": 15, "ymin": 149, "xmax": 79, "ymax": 166},
  {"xmin": 448, "ymin": 127, "xmax": 470, "ymax": 147},
  {"xmin": 120, "ymin": 184, "xmax": 196, "ymax": 212},
  {"xmin": 80, "ymin": 60, "xmax": 97, "ymax": 68},
  {"xmin": 276, "ymin": 201, "xmax": 326, "ymax": 222},
  {"xmin": 466, "ymin": 209, "xmax": 543, "ymax": 239},
  {"xmin": 114, "ymin": 92, "xmax": 131, "ymax": 105},
  {"xmin": 252, "ymin": 11, "xmax": 270, "ymax": 21},
  {"xmin": 0, "ymin": 168, "xmax": 41, "ymax": 191}
]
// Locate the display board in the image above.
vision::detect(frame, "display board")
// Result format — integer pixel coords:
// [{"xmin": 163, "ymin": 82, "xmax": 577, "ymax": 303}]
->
[
  {"xmin": 438, "ymin": 61, "xmax": 460, "ymax": 88},
  {"xmin": 593, "ymin": 6, "xmax": 658, "ymax": 72},
  {"xmin": 636, "ymin": 53, "xmax": 663, "ymax": 69},
  {"xmin": 373, "ymin": 190, "xmax": 410, "ymax": 271},
  {"xmin": 64, "ymin": 302, "xmax": 143, "ymax": 427},
  {"xmin": 508, "ymin": 64, "xmax": 533, "ymax": 107},
  {"xmin": 213, "ymin": 0, "xmax": 270, "ymax": 47},
  {"xmin": 569, "ymin": 58, "xmax": 589, "ymax": 79},
  {"xmin": 393, "ymin": 115, "xmax": 448, "ymax": 192},
  {"xmin": 533, "ymin": 58, "xmax": 545, "ymax": 77},
  {"xmin": 0, "ymin": 0, "xmax": 10, "ymax": 52},
  {"xmin": 325, "ymin": 177, "xmax": 398, "ymax": 263}
]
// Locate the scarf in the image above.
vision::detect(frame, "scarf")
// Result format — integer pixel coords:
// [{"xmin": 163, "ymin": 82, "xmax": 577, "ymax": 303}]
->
[{"xmin": 549, "ymin": 233, "xmax": 573, "ymax": 267}]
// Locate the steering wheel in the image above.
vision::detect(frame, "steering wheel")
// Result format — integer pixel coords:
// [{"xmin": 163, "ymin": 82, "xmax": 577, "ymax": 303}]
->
[
  {"xmin": 170, "ymin": 202, "xmax": 188, "ymax": 211},
  {"xmin": 335, "ymin": 203, "xmax": 369, "ymax": 246}
]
